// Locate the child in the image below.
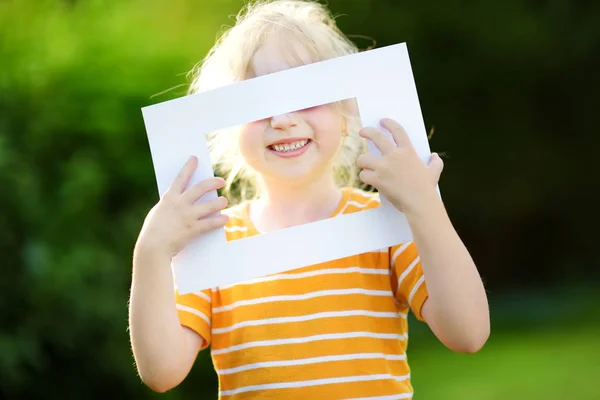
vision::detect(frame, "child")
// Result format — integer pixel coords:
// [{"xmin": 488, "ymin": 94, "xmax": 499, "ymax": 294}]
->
[{"xmin": 128, "ymin": 1, "xmax": 490, "ymax": 398}]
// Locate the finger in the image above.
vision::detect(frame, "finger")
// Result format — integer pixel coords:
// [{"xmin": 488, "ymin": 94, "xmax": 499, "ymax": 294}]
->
[
  {"xmin": 169, "ymin": 156, "xmax": 198, "ymax": 194},
  {"xmin": 359, "ymin": 127, "xmax": 396, "ymax": 155},
  {"xmin": 183, "ymin": 177, "xmax": 226, "ymax": 204},
  {"xmin": 192, "ymin": 214, "xmax": 229, "ymax": 235},
  {"xmin": 428, "ymin": 152, "xmax": 444, "ymax": 183},
  {"xmin": 356, "ymin": 153, "xmax": 380, "ymax": 170},
  {"xmin": 358, "ymin": 169, "xmax": 378, "ymax": 187},
  {"xmin": 193, "ymin": 196, "xmax": 228, "ymax": 219},
  {"xmin": 380, "ymin": 119, "xmax": 413, "ymax": 149}
]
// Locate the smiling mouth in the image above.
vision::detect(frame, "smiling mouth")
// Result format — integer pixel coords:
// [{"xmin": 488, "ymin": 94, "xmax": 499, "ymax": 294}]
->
[{"xmin": 267, "ymin": 139, "xmax": 311, "ymax": 153}]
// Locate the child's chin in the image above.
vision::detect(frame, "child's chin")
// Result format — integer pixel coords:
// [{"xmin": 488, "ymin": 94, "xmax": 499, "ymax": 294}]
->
[{"xmin": 268, "ymin": 169, "xmax": 318, "ymax": 185}]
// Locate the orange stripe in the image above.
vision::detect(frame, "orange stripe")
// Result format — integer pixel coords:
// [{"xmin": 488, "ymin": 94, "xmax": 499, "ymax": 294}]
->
[
  {"xmin": 219, "ymin": 357, "xmax": 411, "ymax": 392},
  {"xmin": 397, "ymin": 261, "xmax": 423, "ymax": 304},
  {"xmin": 391, "ymin": 242, "xmax": 419, "ymax": 268},
  {"xmin": 222, "ymin": 376, "xmax": 413, "ymax": 399},
  {"xmin": 177, "ymin": 310, "xmax": 211, "ymax": 347},
  {"xmin": 390, "ymin": 243, "xmax": 420, "ymax": 303},
  {"xmin": 175, "ymin": 290, "xmax": 211, "ymax": 310},
  {"xmin": 213, "ymin": 335, "xmax": 408, "ymax": 371},
  {"xmin": 343, "ymin": 202, "xmax": 381, "ymax": 214},
  {"xmin": 212, "ymin": 314, "xmax": 404, "ymax": 349},
  {"xmin": 409, "ymin": 278, "xmax": 428, "ymax": 322},
  {"xmin": 215, "ymin": 270, "xmax": 392, "ymax": 304},
  {"xmin": 212, "ymin": 294, "xmax": 398, "ymax": 333},
  {"xmin": 225, "ymin": 231, "xmax": 251, "ymax": 241}
]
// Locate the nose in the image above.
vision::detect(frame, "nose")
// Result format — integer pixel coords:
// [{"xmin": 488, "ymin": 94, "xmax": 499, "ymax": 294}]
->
[{"xmin": 270, "ymin": 113, "xmax": 296, "ymax": 130}]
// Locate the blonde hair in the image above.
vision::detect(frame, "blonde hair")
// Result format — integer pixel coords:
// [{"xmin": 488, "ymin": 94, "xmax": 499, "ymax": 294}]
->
[{"xmin": 188, "ymin": 0, "xmax": 368, "ymax": 204}]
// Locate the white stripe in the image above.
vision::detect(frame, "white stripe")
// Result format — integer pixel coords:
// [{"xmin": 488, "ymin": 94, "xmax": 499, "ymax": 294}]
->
[
  {"xmin": 408, "ymin": 276, "xmax": 425, "ymax": 306},
  {"xmin": 346, "ymin": 393, "xmax": 413, "ymax": 400},
  {"xmin": 176, "ymin": 304, "xmax": 210, "ymax": 326},
  {"xmin": 219, "ymin": 266, "xmax": 388, "ymax": 290},
  {"xmin": 397, "ymin": 257, "xmax": 420, "ymax": 288},
  {"xmin": 220, "ymin": 373, "xmax": 410, "ymax": 397},
  {"xmin": 212, "ymin": 331, "xmax": 407, "ymax": 355},
  {"xmin": 218, "ymin": 352, "xmax": 406, "ymax": 375},
  {"xmin": 213, "ymin": 289, "xmax": 392, "ymax": 313},
  {"xmin": 192, "ymin": 291, "xmax": 211, "ymax": 303},
  {"xmin": 339, "ymin": 199, "xmax": 370, "ymax": 214},
  {"xmin": 223, "ymin": 225, "xmax": 248, "ymax": 232},
  {"xmin": 213, "ymin": 310, "xmax": 400, "ymax": 334},
  {"xmin": 390, "ymin": 242, "xmax": 411, "ymax": 267},
  {"xmin": 350, "ymin": 188, "xmax": 380, "ymax": 201}
]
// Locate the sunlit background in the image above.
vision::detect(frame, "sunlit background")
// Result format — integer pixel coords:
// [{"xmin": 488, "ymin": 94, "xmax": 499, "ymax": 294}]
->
[{"xmin": 1, "ymin": 0, "xmax": 599, "ymax": 398}]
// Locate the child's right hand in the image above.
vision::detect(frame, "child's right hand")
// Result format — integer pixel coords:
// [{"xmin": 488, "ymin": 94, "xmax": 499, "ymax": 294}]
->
[{"xmin": 136, "ymin": 156, "xmax": 229, "ymax": 259}]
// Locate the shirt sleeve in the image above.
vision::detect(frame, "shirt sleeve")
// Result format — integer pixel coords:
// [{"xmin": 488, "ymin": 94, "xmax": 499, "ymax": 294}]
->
[
  {"xmin": 174, "ymin": 286, "xmax": 212, "ymax": 350},
  {"xmin": 389, "ymin": 241, "xmax": 428, "ymax": 322}
]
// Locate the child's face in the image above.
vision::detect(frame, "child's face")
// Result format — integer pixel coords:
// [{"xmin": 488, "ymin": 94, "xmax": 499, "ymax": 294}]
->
[{"xmin": 238, "ymin": 38, "xmax": 345, "ymax": 185}]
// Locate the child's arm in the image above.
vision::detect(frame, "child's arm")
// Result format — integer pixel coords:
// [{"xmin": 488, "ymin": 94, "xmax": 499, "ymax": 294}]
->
[
  {"xmin": 128, "ymin": 156, "xmax": 229, "ymax": 391},
  {"xmin": 405, "ymin": 197, "xmax": 489, "ymax": 353},
  {"xmin": 129, "ymin": 247, "xmax": 204, "ymax": 392},
  {"xmin": 358, "ymin": 119, "xmax": 490, "ymax": 353}
]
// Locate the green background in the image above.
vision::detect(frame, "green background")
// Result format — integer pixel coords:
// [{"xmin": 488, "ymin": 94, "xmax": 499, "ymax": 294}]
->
[{"xmin": 1, "ymin": 0, "xmax": 599, "ymax": 398}]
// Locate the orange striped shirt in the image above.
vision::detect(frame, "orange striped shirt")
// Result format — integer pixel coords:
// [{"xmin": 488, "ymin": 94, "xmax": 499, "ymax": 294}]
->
[{"xmin": 175, "ymin": 187, "xmax": 428, "ymax": 399}]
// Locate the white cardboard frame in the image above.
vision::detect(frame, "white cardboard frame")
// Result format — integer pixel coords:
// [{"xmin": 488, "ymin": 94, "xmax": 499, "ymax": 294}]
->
[{"xmin": 141, "ymin": 43, "xmax": 432, "ymax": 294}]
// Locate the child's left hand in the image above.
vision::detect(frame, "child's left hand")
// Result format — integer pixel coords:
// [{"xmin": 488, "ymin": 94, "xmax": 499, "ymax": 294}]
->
[{"xmin": 357, "ymin": 118, "xmax": 444, "ymax": 215}]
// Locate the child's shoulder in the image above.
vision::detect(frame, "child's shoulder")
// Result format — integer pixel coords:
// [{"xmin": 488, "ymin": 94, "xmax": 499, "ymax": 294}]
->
[
  {"xmin": 221, "ymin": 201, "xmax": 252, "ymax": 229},
  {"xmin": 340, "ymin": 187, "xmax": 381, "ymax": 213},
  {"xmin": 344, "ymin": 187, "xmax": 380, "ymax": 202}
]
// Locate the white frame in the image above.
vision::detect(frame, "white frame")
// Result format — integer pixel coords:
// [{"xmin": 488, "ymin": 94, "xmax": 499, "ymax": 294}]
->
[{"xmin": 141, "ymin": 43, "xmax": 432, "ymax": 294}]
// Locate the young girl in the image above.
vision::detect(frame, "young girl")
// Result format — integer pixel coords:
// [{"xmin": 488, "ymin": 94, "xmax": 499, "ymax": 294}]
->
[{"xmin": 129, "ymin": 1, "xmax": 490, "ymax": 398}]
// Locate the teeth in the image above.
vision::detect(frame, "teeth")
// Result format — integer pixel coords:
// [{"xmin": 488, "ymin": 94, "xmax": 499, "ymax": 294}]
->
[{"xmin": 272, "ymin": 139, "xmax": 308, "ymax": 152}]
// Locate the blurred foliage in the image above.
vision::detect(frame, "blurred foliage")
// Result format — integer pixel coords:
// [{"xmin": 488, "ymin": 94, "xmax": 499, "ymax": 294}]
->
[{"xmin": 0, "ymin": 0, "xmax": 598, "ymax": 398}]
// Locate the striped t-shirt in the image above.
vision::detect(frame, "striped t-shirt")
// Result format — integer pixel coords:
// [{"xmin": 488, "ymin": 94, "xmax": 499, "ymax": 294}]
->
[{"xmin": 175, "ymin": 187, "xmax": 428, "ymax": 399}]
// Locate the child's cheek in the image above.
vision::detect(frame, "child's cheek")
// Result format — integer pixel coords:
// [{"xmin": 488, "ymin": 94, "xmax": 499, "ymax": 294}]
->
[
  {"xmin": 238, "ymin": 122, "xmax": 265, "ymax": 160},
  {"xmin": 304, "ymin": 106, "xmax": 343, "ymax": 138}
]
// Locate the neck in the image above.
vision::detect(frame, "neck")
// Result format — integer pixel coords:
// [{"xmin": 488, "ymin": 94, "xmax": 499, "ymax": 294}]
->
[{"xmin": 250, "ymin": 173, "xmax": 343, "ymax": 232}]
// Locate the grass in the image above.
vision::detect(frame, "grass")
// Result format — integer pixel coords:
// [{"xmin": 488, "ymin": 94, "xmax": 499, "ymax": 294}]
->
[{"xmin": 408, "ymin": 322, "xmax": 600, "ymax": 399}]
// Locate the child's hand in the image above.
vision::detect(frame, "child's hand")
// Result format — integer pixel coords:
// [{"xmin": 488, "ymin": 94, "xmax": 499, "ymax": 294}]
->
[
  {"xmin": 136, "ymin": 156, "xmax": 229, "ymax": 259},
  {"xmin": 357, "ymin": 119, "xmax": 444, "ymax": 215}
]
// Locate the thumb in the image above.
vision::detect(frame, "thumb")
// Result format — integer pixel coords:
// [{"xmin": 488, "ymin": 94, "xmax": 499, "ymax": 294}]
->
[{"xmin": 428, "ymin": 152, "xmax": 444, "ymax": 182}]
